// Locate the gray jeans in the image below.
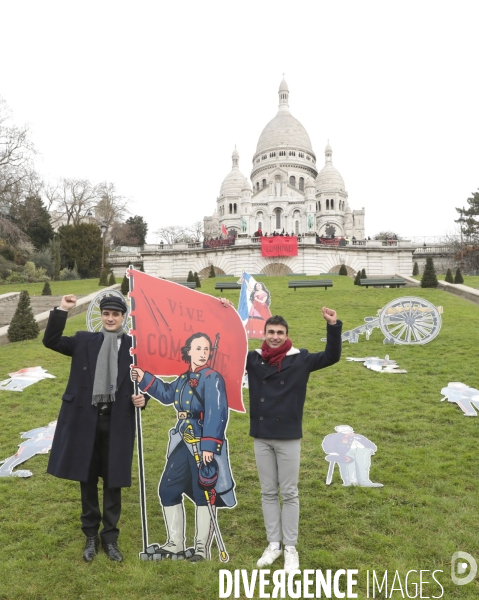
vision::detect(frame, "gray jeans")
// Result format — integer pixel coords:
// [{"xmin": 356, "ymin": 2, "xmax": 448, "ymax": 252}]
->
[{"xmin": 254, "ymin": 438, "xmax": 301, "ymax": 546}]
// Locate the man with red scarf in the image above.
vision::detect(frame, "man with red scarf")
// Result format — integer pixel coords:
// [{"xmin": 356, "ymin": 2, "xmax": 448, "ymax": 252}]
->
[{"xmin": 219, "ymin": 301, "xmax": 342, "ymax": 573}]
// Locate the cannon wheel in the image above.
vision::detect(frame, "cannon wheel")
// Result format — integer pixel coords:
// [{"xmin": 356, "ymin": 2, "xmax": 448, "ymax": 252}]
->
[
  {"xmin": 86, "ymin": 289, "xmax": 131, "ymax": 334},
  {"xmin": 378, "ymin": 296, "xmax": 442, "ymax": 345}
]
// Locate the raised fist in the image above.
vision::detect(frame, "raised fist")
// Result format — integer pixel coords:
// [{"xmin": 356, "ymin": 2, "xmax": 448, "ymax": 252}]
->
[{"xmin": 60, "ymin": 295, "xmax": 77, "ymax": 311}]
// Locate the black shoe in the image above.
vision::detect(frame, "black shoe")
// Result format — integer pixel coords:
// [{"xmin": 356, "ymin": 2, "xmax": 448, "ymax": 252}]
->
[
  {"xmin": 83, "ymin": 535, "xmax": 99, "ymax": 562},
  {"xmin": 189, "ymin": 554, "xmax": 205, "ymax": 563},
  {"xmin": 102, "ymin": 541, "xmax": 123, "ymax": 562}
]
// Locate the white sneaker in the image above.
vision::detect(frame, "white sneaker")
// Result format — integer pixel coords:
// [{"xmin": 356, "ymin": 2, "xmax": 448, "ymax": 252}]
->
[
  {"xmin": 257, "ymin": 543, "xmax": 283, "ymax": 567},
  {"xmin": 284, "ymin": 547, "xmax": 299, "ymax": 573}
]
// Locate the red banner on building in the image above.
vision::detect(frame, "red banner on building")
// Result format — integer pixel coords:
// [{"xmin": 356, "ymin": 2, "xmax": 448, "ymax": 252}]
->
[
  {"xmin": 127, "ymin": 269, "xmax": 247, "ymax": 412},
  {"xmin": 261, "ymin": 236, "xmax": 298, "ymax": 257}
]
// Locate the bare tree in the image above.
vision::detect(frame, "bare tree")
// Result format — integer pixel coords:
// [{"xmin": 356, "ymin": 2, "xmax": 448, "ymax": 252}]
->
[
  {"xmin": 55, "ymin": 178, "xmax": 99, "ymax": 226},
  {"xmin": 185, "ymin": 221, "xmax": 205, "ymax": 242},
  {"xmin": 154, "ymin": 225, "xmax": 190, "ymax": 245},
  {"xmin": 94, "ymin": 182, "xmax": 130, "ymax": 228},
  {"xmin": 0, "ymin": 96, "xmax": 36, "ymax": 206}
]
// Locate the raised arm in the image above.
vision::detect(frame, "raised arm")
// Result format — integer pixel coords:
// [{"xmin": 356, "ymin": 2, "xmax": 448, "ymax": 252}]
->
[{"xmin": 42, "ymin": 295, "xmax": 78, "ymax": 357}]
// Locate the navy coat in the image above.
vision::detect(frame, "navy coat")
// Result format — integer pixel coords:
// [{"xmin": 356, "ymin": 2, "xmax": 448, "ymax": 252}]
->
[
  {"xmin": 247, "ymin": 321, "xmax": 342, "ymax": 439},
  {"xmin": 139, "ymin": 366, "xmax": 236, "ymax": 507},
  {"xmin": 43, "ymin": 309, "xmax": 137, "ymax": 488}
]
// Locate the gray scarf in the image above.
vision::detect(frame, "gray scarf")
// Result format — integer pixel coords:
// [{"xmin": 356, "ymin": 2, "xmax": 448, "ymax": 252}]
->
[{"xmin": 92, "ymin": 326, "xmax": 124, "ymax": 406}]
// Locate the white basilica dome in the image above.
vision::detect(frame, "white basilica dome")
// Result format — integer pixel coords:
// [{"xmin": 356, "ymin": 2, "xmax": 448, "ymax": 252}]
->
[
  {"xmin": 316, "ymin": 142, "xmax": 346, "ymax": 192},
  {"xmin": 256, "ymin": 112, "xmax": 313, "ymax": 154},
  {"xmin": 219, "ymin": 147, "xmax": 248, "ymax": 198}
]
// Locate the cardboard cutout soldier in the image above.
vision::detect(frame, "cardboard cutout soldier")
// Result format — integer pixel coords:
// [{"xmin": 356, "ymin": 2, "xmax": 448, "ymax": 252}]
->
[
  {"xmin": 127, "ymin": 270, "xmax": 247, "ymax": 563},
  {"xmin": 322, "ymin": 425, "xmax": 383, "ymax": 487}
]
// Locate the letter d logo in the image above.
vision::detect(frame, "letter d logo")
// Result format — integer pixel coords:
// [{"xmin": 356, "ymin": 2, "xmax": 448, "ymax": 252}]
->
[{"xmin": 451, "ymin": 551, "xmax": 477, "ymax": 585}]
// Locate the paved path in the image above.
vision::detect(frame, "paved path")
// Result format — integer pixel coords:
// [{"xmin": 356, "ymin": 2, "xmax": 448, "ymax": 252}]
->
[{"xmin": 0, "ymin": 296, "xmax": 87, "ymax": 328}]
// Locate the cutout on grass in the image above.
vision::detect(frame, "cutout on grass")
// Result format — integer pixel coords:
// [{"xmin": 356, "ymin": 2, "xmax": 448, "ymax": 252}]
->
[
  {"xmin": 0, "ymin": 366, "xmax": 55, "ymax": 392},
  {"xmin": 346, "ymin": 355, "xmax": 407, "ymax": 373},
  {"xmin": 0, "ymin": 421, "xmax": 56, "ymax": 478},
  {"xmin": 441, "ymin": 382, "xmax": 479, "ymax": 417},
  {"xmin": 330, "ymin": 297, "xmax": 443, "ymax": 345},
  {"xmin": 322, "ymin": 425, "xmax": 383, "ymax": 487}
]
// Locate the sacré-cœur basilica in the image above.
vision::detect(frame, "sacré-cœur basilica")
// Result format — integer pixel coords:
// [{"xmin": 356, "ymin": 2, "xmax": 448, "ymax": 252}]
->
[
  {"xmin": 142, "ymin": 78, "xmax": 413, "ymax": 278},
  {"xmin": 204, "ymin": 77, "xmax": 364, "ymax": 242}
]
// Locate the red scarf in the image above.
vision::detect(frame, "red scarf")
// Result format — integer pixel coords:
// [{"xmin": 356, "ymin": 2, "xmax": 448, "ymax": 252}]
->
[{"xmin": 260, "ymin": 339, "xmax": 292, "ymax": 372}]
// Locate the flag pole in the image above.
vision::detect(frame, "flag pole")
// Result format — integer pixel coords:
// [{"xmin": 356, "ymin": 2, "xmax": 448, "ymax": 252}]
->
[{"xmin": 129, "ymin": 266, "xmax": 150, "ymax": 558}]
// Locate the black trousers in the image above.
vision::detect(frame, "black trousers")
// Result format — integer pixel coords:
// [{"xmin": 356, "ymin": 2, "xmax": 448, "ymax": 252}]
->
[{"xmin": 80, "ymin": 414, "xmax": 121, "ymax": 543}]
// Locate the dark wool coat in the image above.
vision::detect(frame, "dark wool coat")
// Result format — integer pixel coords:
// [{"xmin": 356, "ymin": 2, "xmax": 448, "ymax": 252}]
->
[
  {"xmin": 43, "ymin": 309, "xmax": 137, "ymax": 488},
  {"xmin": 246, "ymin": 321, "xmax": 342, "ymax": 439}
]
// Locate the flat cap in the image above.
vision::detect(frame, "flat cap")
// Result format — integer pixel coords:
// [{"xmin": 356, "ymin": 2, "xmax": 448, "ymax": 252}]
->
[{"xmin": 99, "ymin": 295, "xmax": 127, "ymax": 313}]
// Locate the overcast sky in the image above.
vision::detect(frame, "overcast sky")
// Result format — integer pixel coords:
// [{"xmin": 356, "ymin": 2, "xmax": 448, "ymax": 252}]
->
[{"xmin": 1, "ymin": 1, "xmax": 478, "ymax": 242}]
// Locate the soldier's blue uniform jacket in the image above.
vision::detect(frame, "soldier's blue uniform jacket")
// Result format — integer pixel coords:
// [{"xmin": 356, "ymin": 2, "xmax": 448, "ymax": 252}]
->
[{"xmin": 139, "ymin": 366, "xmax": 236, "ymax": 507}]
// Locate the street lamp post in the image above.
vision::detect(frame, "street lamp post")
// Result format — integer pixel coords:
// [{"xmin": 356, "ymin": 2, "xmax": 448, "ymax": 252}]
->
[
  {"xmin": 458, "ymin": 208, "xmax": 466, "ymax": 273},
  {"xmin": 100, "ymin": 220, "xmax": 108, "ymax": 270}
]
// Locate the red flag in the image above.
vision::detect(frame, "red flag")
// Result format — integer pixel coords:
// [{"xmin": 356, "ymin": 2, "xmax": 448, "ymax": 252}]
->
[
  {"xmin": 127, "ymin": 269, "xmax": 247, "ymax": 412},
  {"xmin": 221, "ymin": 224, "xmax": 228, "ymax": 236},
  {"xmin": 261, "ymin": 236, "xmax": 298, "ymax": 256}
]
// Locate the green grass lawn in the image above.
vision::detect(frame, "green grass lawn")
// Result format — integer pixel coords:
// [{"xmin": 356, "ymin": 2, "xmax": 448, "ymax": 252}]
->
[
  {"xmin": 0, "ymin": 278, "xmax": 112, "ymax": 297},
  {"xmin": 1, "ymin": 276, "xmax": 479, "ymax": 598}
]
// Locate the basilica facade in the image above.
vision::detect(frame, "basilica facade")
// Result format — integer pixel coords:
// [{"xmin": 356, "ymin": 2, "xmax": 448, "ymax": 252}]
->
[{"xmin": 204, "ymin": 78, "xmax": 365, "ymax": 240}]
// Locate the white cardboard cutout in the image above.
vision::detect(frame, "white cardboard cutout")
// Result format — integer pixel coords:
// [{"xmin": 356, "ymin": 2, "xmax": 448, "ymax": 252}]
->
[
  {"xmin": 347, "ymin": 355, "xmax": 407, "ymax": 373},
  {"xmin": 0, "ymin": 421, "xmax": 57, "ymax": 477},
  {"xmin": 0, "ymin": 366, "xmax": 55, "ymax": 392},
  {"xmin": 441, "ymin": 382, "xmax": 479, "ymax": 417},
  {"xmin": 326, "ymin": 297, "xmax": 443, "ymax": 345},
  {"xmin": 322, "ymin": 425, "xmax": 383, "ymax": 487}
]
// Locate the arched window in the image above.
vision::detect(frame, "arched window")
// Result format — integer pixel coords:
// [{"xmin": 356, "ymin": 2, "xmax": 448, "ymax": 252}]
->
[
  {"xmin": 229, "ymin": 204, "xmax": 232, "ymax": 214},
  {"xmin": 233, "ymin": 203, "xmax": 237, "ymax": 214},
  {"xmin": 326, "ymin": 199, "xmax": 329, "ymax": 210},
  {"xmin": 256, "ymin": 182, "xmax": 260, "ymax": 191},
  {"xmin": 318, "ymin": 201, "xmax": 321, "ymax": 211},
  {"xmin": 289, "ymin": 176, "xmax": 296, "ymax": 187},
  {"xmin": 295, "ymin": 220, "xmax": 299, "ymax": 235},
  {"xmin": 262, "ymin": 179, "xmax": 267, "ymax": 188},
  {"xmin": 299, "ymin": 177, "xmax": 304, "ymax": 192},
  {"xmin": 279, "ymin": 150, "xmax": 286, "ymax": 156},
  {"xmin": 331, "ymin": 199, "xmax": 334, "ymax": 209},
  {"xmin": 289, "ymin": 151, "xmax": 296, "ymax": 156}
]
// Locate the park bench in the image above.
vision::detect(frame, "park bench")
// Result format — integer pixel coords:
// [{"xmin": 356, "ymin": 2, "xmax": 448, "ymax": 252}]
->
[
  {"xmin": 359, "ymin": 278, "xmax": 406, "ymax": 289},
  {"xmin": 288, "ymin": 280, "xmax": 333, "ymax": 291},
  {"xmin": 286, "ymin": 273, "xmax": 306, "ymax": 276},
  {"xmin": 216, "ymin": 274, "xmax": 234, "ymax": 278},
  {"xmin": 214, "ymin": 282, "xmax": 241, "ymax": 292},
  {"xmin": 178, "ymin": 281, "xmax": 196, "ymax": 289}
]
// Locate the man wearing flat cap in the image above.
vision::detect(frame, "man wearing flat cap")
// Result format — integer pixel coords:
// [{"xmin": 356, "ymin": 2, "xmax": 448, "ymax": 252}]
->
[{"xmin": 43, "ymin": 293, "xmax": 146, "ymax": 563}]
